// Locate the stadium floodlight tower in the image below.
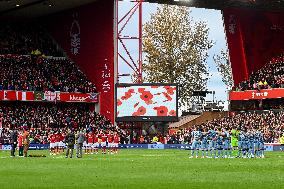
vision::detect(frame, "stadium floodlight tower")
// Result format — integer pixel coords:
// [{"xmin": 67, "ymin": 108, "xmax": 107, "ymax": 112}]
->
[{"xmin": 116, "ymin": 0, "xmax": 143, "ymax": 84}]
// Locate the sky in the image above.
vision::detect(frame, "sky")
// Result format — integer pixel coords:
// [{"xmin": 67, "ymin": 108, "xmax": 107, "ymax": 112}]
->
[{"xmin": 119, "ymin": 2, "xmax": 229, "ymax": 110}]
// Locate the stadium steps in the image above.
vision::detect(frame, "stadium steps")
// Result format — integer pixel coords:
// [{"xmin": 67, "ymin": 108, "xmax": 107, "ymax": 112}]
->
[
  {"xmin": 180, "ymin": 111, "xmax": 228, "ymax": 129},
  {"xmin": 169, "ymin": 111, "xmax": 228, "ymax": 129},
  {"xmin": 169, "ymin": 114, "xmax": 201, "ymax": 129}
]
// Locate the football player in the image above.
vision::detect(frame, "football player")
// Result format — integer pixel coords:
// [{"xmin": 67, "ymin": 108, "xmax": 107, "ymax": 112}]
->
[{"xmin": 190, "ymin": 126, "xmax": 202, "ymax": 158}]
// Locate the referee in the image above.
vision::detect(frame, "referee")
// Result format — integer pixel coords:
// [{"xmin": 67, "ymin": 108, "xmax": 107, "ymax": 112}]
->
[{"xmin": 76, "ymin": 129, "xmax": 86, "ymax": 158}]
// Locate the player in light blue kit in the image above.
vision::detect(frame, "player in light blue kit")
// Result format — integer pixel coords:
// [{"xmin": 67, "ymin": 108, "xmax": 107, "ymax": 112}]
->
[
  {"xmin": 190, "ymin": 126, "xmax": 202, "ymax": 158},
  {"xmin": 216, "ymin": 129, "xmax": 223, "ymax": 158},
  {"xmin": 222, "ymin": 128, "xmax": 232, "ymax": 158},
  {"xmin": 254, "ymin": 128, "xmax": 262, "ymax": 158},
  {"xmin": 258, "ymin": 130, "xmax": 265, "ymax": 158},
  {"xmin": 237, "ymin": 129, "xmax": 245, "ymax": 158},
  {"xmin": 243, "ymin": 130, "xmax": 250, "ymax": 158},
  {"xmin": 200, "ymin": 128, "xmax": 209, "ymax": 158},
  {"xmin": 247, "ymin": 129, "xmax": 255, "ymax": 158},
  {"xmin": 208, "ymin": 127, "xmax": 217, "ymax": 158}
]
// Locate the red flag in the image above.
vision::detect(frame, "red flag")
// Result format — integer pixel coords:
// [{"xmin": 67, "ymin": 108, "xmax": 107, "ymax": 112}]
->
[
  {"xmin": 2, "ymin": 91, "xmax": 17, "ymax": 101},
  {"xmin": 16, "ymin": 91, "xmax": 34, "ymax": 101}
]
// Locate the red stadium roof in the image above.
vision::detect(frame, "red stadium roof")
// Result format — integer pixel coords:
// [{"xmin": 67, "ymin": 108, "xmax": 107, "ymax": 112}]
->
[
  {"xmin": 0, "ymin": 0, "xmax": 283, "ymax": 21},
  {"xmin": 147, "ymin": 0, "xmax": 284, "ymax": 11},
  {"xmin": 0, "ymin": 0, "xmax": 97, "ymax": 19}
]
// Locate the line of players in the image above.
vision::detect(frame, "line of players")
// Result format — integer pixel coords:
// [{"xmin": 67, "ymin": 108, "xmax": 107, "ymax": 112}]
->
[
  {"xmin": 84, "ymin": 131, "xmax": 120, "ymax": 154},
  {"xmin": 190, "ymin": 126, "xmax": 265, "ymax": 159},
  {"xmin": 48, "ymin": 130, "xmax": 120, "ymax": 155}
]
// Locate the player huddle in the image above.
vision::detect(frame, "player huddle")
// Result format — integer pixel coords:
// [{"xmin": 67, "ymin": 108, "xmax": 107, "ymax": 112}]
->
[
  {"xmin": 48, "ymin": 130, "xmax": 120, "ymax": 156},
  {"xmin": 190, "ymin": 127, "xmax": 265, "ymax": 159}
]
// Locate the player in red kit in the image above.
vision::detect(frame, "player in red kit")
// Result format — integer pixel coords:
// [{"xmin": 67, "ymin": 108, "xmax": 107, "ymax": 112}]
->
[
  {"xmin": 107, "ymin": 132, "xmax": 114, "ymax": 154},
  {"xmin": 97, "ymin": 131, "xmax": 102, "ymax": 153},
  {"xmin": 60, "ymin": 132, "xmax": 66, "ymax": 153},
  {"xmin": 101, "ymin": 132, "xmax": 108, "ymax": 154},
  {"xmin": 57, "ymin": 132, "xmax": 65, "ymax": 154},
  {"xmin": 48, "ymin": 132, "xmax": 56, "ymax": 155},
  {"xmin": 93, "ymin": 132, "xmax": 99, "ymax": 154},
  {"xmin": 84, "ymin": 132, "xmax": 88, "ymax": 154},
  {"xmin": 86, "ymin": 131, "xmax": 94, "ymax": 154},
  {"xmin": 55, "ymin": 132, "xmax": 62, "ymax": 155},
  {"xmin": 18, "ymin": 130, "xmax": 24, "ymax": 157},
  {"xmin": 113, "ymin": 131, "xmax": 120, "ymax": 154}
]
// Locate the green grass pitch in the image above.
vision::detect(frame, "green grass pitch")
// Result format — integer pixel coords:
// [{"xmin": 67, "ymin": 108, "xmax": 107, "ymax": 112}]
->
[{"xmin": 0, "ymin": 150, "xmax": 283, "ymax": 189}]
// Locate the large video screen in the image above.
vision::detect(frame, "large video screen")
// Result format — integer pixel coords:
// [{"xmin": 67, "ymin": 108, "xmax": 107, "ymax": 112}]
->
[{"xmin": 115, "ymin": 83, "xmax": 178, "ymax": 122}]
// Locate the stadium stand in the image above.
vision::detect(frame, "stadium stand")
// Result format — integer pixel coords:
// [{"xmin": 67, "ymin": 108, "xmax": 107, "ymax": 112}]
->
[
  {"xmin": 234, "ymin": 54, "xmax": 284, "ymax": 91},
  {"xmin": 0, "ymin": 102, "xmax": 124, "ymax": 145},
  {"xmin": 0, "ymin": 24, "xmax": 62, "ymax": 56},
  {"xmin": 0, "ymin": 23, "xmax": 282, "ymax": 147},
  {"xmin": 0, "ymin": 55, "xmax": 97, "ymax": 93},
  {"xmin": 0, "ymin": 24, "xmax": 96, "ymax": 93},
  {"xmin": 0, "ymin": 24, "xmax": 112, "ymax": 145}
]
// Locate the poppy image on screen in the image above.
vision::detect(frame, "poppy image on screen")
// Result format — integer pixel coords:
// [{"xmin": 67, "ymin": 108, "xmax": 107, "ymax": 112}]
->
[{"xmin": 116, "ymin": 85, "xmax": 177, "ymax": 117}]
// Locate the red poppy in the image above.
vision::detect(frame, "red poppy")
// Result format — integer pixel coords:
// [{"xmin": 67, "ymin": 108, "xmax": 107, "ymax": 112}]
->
[
  {"xmin": 121, "ymin": 91, "xmax": 132, "ymax": 100},
  {"xmin": 117, "ymin": 99, "xmax": 122, "ymax": 106},
  {"xmin": 138, "ymin": 88, "xmax": 145, "ymax": 93},
  {"xmin": 153, "ymin": 106, "xmax": 168, "ymax": 116},
  {"xmin": 140, "ymin": 91, "xmax": 153, "ymax": 102},
  {"xmin": 163, "ymin": 92, "xmax": 172, "ymax": 101},
  {"xmin": 132, "ymin": 112, "xmax": 139, "ymax": 116},
  {"xmin": 137, "ymin": 106, "xmax": 147, "ymax": 116},
  {"xmin": 169, "ymin": 110, "xmax": 176, "ymax": 116},
  {"xmin": 128, "ymin": 89, "xmax": 135, "ymax": 93},
  {"xmin": 145, "ymin": 100, "xmax": 153, "ymax": 105},
  {"xmin": 151, "ymin": 86, "xmax": 159, "ymax": 88},
  {"xmin": 164, "ymin": 86, "xmax": 176, "ymax": 95},
  {"xmin": 134, "ymin": 102, "xmax": 140, "ymax": 108}
]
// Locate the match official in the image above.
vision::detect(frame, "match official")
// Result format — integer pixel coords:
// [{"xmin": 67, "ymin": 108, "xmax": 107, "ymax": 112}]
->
[{"xmin": 76, "ymin": 129, "xmax": 86, "ymax": 158}]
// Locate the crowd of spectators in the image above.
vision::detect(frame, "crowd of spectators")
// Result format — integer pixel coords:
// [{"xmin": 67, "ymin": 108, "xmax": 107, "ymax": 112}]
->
[
  {"xmin": 1, "ymin": 104, "xmax": 283, "ymax": 145},
  {"xmin": 133, "ymin": 111, "xmax": 284, "ymax": 144},
  {"xmin": 0, "ymin": 55, "xmax": 97, "ymax": 93},
  {"xmin": 0, "ymin": 24, "xmax": 62, "ymax": 56},
  {"xmin": 0, "ymin": 102, "xmax": 128, "ymax": 145},
  {"xmin": 0, "ymin": 24, "xmax": 97, "ymax": 93},
  {"xmin": 234, "ymin": 54, "xmax": 284, "ymax": 91}
]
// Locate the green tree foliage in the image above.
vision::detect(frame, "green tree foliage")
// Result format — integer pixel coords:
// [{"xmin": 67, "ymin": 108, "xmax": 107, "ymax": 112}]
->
[
  {"xmin": 143, "ymin": 5, "xmax": 213, "ymax": 108},
  {"xmin": 213, "ymin": 49, "xmax": 233, "ymax": 89}
]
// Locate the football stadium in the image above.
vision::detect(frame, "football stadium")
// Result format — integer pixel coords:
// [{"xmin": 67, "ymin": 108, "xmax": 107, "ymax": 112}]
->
[{"xmin": 0, "ymin": 0, "xmax": 284, "ymax": 188}]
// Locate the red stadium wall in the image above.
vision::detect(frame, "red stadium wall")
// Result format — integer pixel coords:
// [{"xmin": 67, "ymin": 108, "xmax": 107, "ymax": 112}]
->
[
  {"xmin": 223, "ymin": 9, "xmax": 284, "ymax": 85},
  {"xmin": 44, "ymin": 0, "xmax": 115, "ymax": 122}
]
